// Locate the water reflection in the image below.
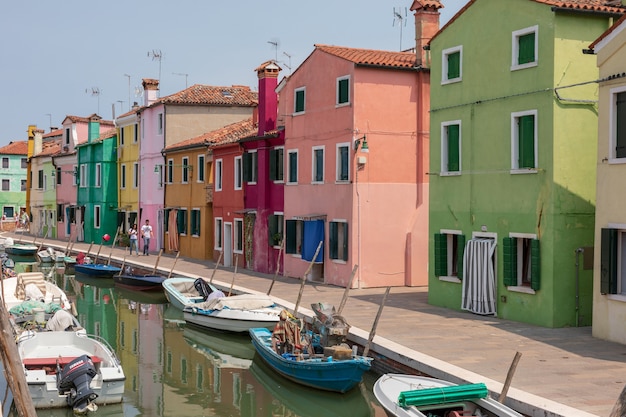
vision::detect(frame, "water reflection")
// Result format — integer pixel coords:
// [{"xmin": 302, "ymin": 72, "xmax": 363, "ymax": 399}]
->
[{"xmin": 4, "ymin": 256, "xmax": 384, "ymax": 417}]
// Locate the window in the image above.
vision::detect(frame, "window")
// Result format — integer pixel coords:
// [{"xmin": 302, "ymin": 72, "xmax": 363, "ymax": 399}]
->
[
  {"xmin": 197, "ymin": 155, "xmax": 205, "ymax": 182},
  {"xmin": 57, "ymin": 204, "xmax": 64, "ymax": 222},
  {"xmin": 190, "ymin": 209, "xmax": 201, "ymax": 236},
  {"xmin": 294, "ymin": 87, "xmax": 305, "ymax": 114},
  {"xmin": 215, "ymin": 159, "xmax": 223, "ymax": 191},
  {"xmin": 94, "ymin": 205, "xmax": 101, "ymax": 229},
  {"xmin": 337, "ymin": 76, "xmax": 350, "ymax": 106},
  {"xmin": 182, "ymin": 157, "xmax": 189, "ymax": 183},
  {"xmin": 21, "ymin": 158, "xmax": 27, "ymax": 169},
  {"xmin": 234, "ymin": 218, "xmax": 243, "ymax": 253},
  {"xmin": 72, "ymin": 165, "xmax": 78, "ymax": 186},
  {"xmin": 1, "ymin": 158, "xmax": 8, "ymax": 169},
  {"xmin": 512, "ymin": 26, "xmax": 538, "ymax": 70},
  {"xmin": 65, "ymin": 128, "xmax": 70, "ymax": 145},
  {"xmin": 177, "ymin": 209, "xmax": 188, "ymax": 235},
  {"xmin": 336, "ymin": 143, "xmax": 349, "ymax": 182},
  {"xmin": 441, "ymin": 121, "xmax": 461, "ymax": 175},
  {"xmin": 285, "ymin": 219, "xmax": 304, "ymax": 255},
  {"xmin": 269, "ymin": 147, "xmax": 284, "ymax": 182},
  {"xmin": 95, "ymin": 163, "xmax": 102, "ymax": 187},
  {"xmin": 79, "ymin": 165, "xmax": 87, "ymax": 187},
  {"xmin": 120, "ymin": 128, "xmax": 125, "ymax": 146},
  {"xmin": 243, "ymin": 151, "xmax": 257, "ymax": 183},
  {"xmin": 312, "ymin": 146, "xmax": 324, "ymax": 184},
  {"xmin": 611, "ymin": 87, "xmax": 626, "ymax": 160},
  {"xmin": 157, "ymin": 113, "xmax": 163, "ymax": 135},
  {"xmin": 434, "ymin": 231, "xmax": 466, "ymax": 280},
  {"xmin": 234, "ymin": 156, "xmax": 242, "ymax": 190},
  {"xmin": 503, "ymin": 235, "xmax": 540, "ymax": 291},
  {"xmin": 215, "ymin": 218, "xmax": 223, "ymax": 250},
  {"xmin": 268, "ymin": 213, "xmax": 284, "ymax": 246},
  {"xmin": 442, "ymin": 46, "xmax": 462, "ymax": 84},
  {"xmin": 21, "ymin": 180, "xmax": 26, "ymax": 191},
  {"xmin": 167, "ymin": 159, "xmax": 173, "ymax": 183},
  {"xmin": 287, "ymin": 150, "xmax": 298, "ymax": 184},
  {"xmin": 1, "ymin": 179, "xmax": 8, "ymax": 191},
  {"xmin": 38, "ymin": 170, "xmax": 44, "ymax": 189},
  {"xmin": 121, "ymin": 164, "xmax": 127, "ymax": 188},
  {"xmin": 56, "ymin": 167, "xmax": 61, "ymax": 185},
  {"xmin": 43, "ymin": 173, "xmax": 48, "ymax": 191},
  {"xmin": 133, "ymin": 124, "xmax": 138, "ymax": 143},
  {"xmin": 329, "ymin": 221, "xmax": 348, "ymax": 261},
  {"xmin": 599, "ymin": 228, "xmax": 626, "ymax": 295},
  {"xmin": 133, "ymin": 162, "xmax": 139, "ymax": 188},
  {"xmin": 511, "ymin": 110, "xmax": 537, "ymax": 171}
]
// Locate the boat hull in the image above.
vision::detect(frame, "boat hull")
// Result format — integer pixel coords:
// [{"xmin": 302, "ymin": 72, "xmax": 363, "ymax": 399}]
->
[
  {"xmin": 74, "ymin": 264, "xmax": 121, "ymax": 277},
  {"xmin": 5, "ymin": 244, "xmax": 38, "ymax": 256},
  {"xmin": 114, "ymin": 274, "xmax": 166, "ymax": 291},
  {"xmin": 184, "ymin": 308, "xmax": 279, "ymax": 333},
  {"xmin": 162, "ymin": 277, "xmax": 215, "ymax": 310},
  {"xmin": 248, "ymin": 327, "xmax": 372, "ymax": 393}
]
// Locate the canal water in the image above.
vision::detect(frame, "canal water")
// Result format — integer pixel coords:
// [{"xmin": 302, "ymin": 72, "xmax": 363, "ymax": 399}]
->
[{"xmin": 2, "ymin": 259, "xmax": 386, "ymax": 417}]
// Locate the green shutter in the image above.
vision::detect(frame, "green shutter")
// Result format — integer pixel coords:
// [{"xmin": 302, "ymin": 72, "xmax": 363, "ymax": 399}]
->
[
  {"xmin": 447, "ymin": 51, "xmax": 460, "ymax": 79},
  {"xmin": 447, "ymin": 124, "xmax": 460, "ymax": 172},
  {"xmin": 530, "ymin": 239, "xmax": 540, "ymax": 291},
  {"xmin": 503, "ymin": 237, "xmax": 517, "ymax": 286},
  {"xmin": 342, "ymin": 223, "xmax": 349, "ymax": 261},
  {"xmin": 456, "ymin": 234, "xmax": 466, "ymax": 279},
  {"xmin": 242, "ymin": 152, "xmax": 251, "ymax": 182},
  {"xmin": 285, "ymin": 220, "xmax": 296, "ymax": 254},
  {"xmin": 289, "ymin": 152, "xmax": 297, "ymax": 182},
  {"xmin": 601, "ymin": 228, "xmax": 618, "ymax": 294},
  {"xmin": 434, "ymin": 234, "xmax": 447, "ymax": 277},
  {"xmin": 268, "ymin": 215, "xmax": 278, "ymax": 244},
  {"xmin": 177, "ymin": 210, "xmax": 185, "ymax": 234},
  {"xmin": 269, "ymin": 149, "xmax": 277, "ymax": 181},
  {"xmin": 518, "ymin": 115, "xmax": 535, "ymax": 168},
  {"xmin": 295, "ymin": 90, "xmax": 305, "ymax": 113},
  {"xmin": 329, "ymin": 222, "xmax": 338, "ymax": 259},
  {"xmin": 340, "ymin": 147, "xmax": 349, "ymax": 180},
  {"xmin": 617, "ymin": 93, "xmax": 626, "ymax": 158},
  {"xmin": 518, "ymin": 32, "xmax": 535, "ymax": 65},
  {"xmin": 338, "ymin": 78, "xmax": 349, "ymax": 104}
]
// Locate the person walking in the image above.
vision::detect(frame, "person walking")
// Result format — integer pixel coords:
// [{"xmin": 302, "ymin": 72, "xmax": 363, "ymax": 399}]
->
[
  {"xmin": 141, "ymin": 219, "xmax": 153, "ymax": 256},
  {"xmin": 128, "ymin": 224, "xmax": 139, "ymax": 256}
]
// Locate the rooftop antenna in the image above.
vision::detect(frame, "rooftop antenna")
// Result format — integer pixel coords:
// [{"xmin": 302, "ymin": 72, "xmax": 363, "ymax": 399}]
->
[
  {"xmin": 172, "ymin": 72, "xmax": 189, "ymax": 88},
  {"xmin": 282, "ymin": 51, "xmax": 292, "ymax": 74},
  {"xmin": 393, "ymin": 7, "xmax": 408, "ymax": 51},
  {"xmin": 45, "ymin": 113, "xmax": 52, "ymax": 131},
  {"xmin": 124, "ymin": 73, "xmax": 131, "ymax": 109},
  {"xmin": 85, "ymin": 87, "xmax": 101, "ymax": 114},
  {"xmin": 267, "ymin": 39, "xmax": 279, "ymax": 63},
  {"xmin": 147, "ymin": 50, "xmax": 163, "ymax": 96}
]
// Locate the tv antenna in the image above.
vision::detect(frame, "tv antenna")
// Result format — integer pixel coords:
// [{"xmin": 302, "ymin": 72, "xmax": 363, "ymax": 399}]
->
[
  {"xmin": 393, "ymin": 7, "xmax": 408, "ymax": 51},
  {"xmin": 85, "ymin": 87, "xmax": 101, "ymax": 114},
  {"xmin": 172, "ymin": 72, "xmax": 189, "ymax": 88},
  {"xmin": 45, "ymin": 113, "xmax": 52, "ymax": 131},
  {"xmin": 147, "ymin": 49, "xmax": 163, "ymax": 95},
  {"xmin": 124, "ymin": 73, "xmax": 131, "ymax": 109},
  {"xmin": 267, "ymin": 39, "xmax": 279, "ymax": 63},
  {"xmin": 282, "ymin": 51, "xmax": 292, "ymax": 73}
]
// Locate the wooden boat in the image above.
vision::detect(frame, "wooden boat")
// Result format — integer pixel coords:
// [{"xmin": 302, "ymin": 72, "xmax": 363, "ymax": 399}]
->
[
  {"xmin": 74, "ymin": 263, "xmax": 121, "ymax": 277},
  {"xmin": 249, "ymin": 327, "xmax": 372, "ymax": 393},
  {"xmin": 17, "ymin": 326, "xmax": 125, "ymax": 413},
  {"xmin": 183, "ymin": 325, "xmax": 255, "ymax": 368},
  {"xmin": 183, "ymin": 294, "xmax": 282, "ymax": 333},
  {"xmin": 5, "ymin": 242, "xmax": 38, "ymax": 256},
  {"xmin": 114, "ymin": 272, "xmax": 166, "ymax": 291},
  {"xmin": 0, "ymin": 273, "xmax": 72, "ymax": 312},
  {"xmin": 373, "ymin": 374, "xmax": 524, "ymax": 417},
  {"xmin": 162, "ymin": 276, "xmax": 220, "ymax": 310},
  {"xmin": 37, "ymin": 247, "xmax": 66, "ymax": 264}
]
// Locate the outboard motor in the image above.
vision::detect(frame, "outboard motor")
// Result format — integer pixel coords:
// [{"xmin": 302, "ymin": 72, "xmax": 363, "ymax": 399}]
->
[
  {"xmin": 311, "ymin": 302, "xmax": 351, "ymax": 347},
  {"xmin": 194, "ymin": 278, "xmax": 213, "ymax": 301},
  {"xmin": 56, "ymin": 355, "xmax": 98, "ymax": 413}
]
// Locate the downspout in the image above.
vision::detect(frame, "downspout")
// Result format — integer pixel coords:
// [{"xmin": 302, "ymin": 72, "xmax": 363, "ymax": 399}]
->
[{"xmin": 575, "ymin": 247, "xmax": 585, "ymax": 327}]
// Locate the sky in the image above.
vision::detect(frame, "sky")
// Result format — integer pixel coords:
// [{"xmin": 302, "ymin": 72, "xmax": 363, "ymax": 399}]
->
[{"xmin": 0, "ymin": 0, "xmax": 466, "ymax": 148}]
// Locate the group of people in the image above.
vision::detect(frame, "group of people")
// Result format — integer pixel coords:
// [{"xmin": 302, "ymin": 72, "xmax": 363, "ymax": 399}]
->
[{"xmin": 128, "ymin": 219, "xmax": 153, "ymax": 256}]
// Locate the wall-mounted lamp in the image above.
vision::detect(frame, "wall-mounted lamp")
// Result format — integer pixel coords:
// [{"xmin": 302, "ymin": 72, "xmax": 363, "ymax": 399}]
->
[
  {"xmin": 154, "ymin": 164, "xmax": 162, "ymax": 173},
  {"xmin": 354, "ymin": 135, "xmax": 369, "ymax": 153}
]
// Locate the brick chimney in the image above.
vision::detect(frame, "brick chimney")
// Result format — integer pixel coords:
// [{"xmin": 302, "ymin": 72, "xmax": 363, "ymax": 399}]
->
[
  {"xmin": 255, "ymin": 61, "xmax": 281, "ymax": 136},
  {"xmin": 142, "ymin": 78, "xmax": 160, "ymax": 106},
  {"xmin": 411, "ymin": 0, "xmax": 442, "ymax": 67}
]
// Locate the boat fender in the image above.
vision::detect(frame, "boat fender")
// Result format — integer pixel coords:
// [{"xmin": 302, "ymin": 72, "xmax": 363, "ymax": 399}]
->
[{"xmin": 326, "ymin": 356, "xmax": 333, "ymax": 362}]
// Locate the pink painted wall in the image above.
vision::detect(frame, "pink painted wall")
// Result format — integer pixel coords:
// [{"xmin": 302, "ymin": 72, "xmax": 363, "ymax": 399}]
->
[{"xmin": 281, "ymin": 48, "xmax": 429, "ymax": 288}]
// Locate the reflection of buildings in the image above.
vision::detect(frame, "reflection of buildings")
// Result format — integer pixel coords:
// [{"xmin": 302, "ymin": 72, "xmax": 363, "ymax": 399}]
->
[{"xmin": 72, "ymin": 278, "xmax": 118, "ymax": 350}]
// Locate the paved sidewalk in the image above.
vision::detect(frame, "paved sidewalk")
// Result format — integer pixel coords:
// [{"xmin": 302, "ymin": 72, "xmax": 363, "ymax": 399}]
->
[{"xmin": 4, "ymin": 232, "xmax": 626, "ymax": 417}]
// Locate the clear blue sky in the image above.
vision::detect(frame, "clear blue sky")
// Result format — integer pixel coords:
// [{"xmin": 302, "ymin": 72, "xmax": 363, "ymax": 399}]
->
[{"xmin": 0, "ymin": 0, "xmax": 466, "ymax": 147}]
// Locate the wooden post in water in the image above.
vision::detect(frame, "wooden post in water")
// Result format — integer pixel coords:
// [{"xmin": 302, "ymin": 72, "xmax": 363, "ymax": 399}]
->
[
  {"xmin": 267, "ymin": 238, "xmax": 285, "ymax": 296},
  {"xmin": 294, "ymin": 241, "xmax": 323, "ymax": 315},
  {"xmin": 107, "ymin": 226, "xmax": 121, "ymax": 266},
  {"xmin": 337, "ymin": 264, "xmax": 359, "ymax": 315},
  {"xmin": 87, "ymin": 241, "xmax": 94, "ymax": 255},
  {"xmin": 94, "ymin": 239, "xmax": 104, "ymax": 264},
  {"xmin": 37, "ymin": 226, "xmax": 49, "ymax": 251},
  {"xmin": 498, "ymin": 351, "xmax": 522, "ymax": 403},
  {"xmin": 118, "ymin": 256, "xmax": 127, "ymax": 276},
  {"xmin": 152, "ymin": 249, "xmax": 163, "ymax": 275},
  {"xmin": 209, "ymin": 251, "xmax": 223, "ymax": 284},
  {"xmin": 228, "ymin": 255, "xmax": 239, "ymax": 296},
  {"xmin": 363, "ymin": 286, "xmax": 391, "ymax": 357},
  {"xmin": 168, "ymin": 251, "xmax": 181, "ymax": 278},
  {"xmin": 64, "ymin": 231, "xmax": 73, "ymax": 255}
]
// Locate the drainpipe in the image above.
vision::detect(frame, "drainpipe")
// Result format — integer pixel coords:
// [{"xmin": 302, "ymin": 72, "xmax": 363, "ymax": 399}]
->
[{"xmin": 574, "ymin": 247, "xmax": 585, "ymax": 327}]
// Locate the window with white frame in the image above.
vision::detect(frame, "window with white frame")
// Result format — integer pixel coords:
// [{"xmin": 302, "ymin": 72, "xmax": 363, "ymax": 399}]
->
[
  {"xmin": 1, "ymin": 158, "xmax": 8, "ymax": 169},
  {"xmin": 215, "ymin": 218, "xmax": 223, "ymax": 250},
  {"xmin": 133, "ymin": 123, "xmax": 138, "ymax": 143},
  {"xmin": 441, "ymin": 121, "xmax": 461, "ymax": 175},
  {"xmin": 21, "ymin": 158, "xmax": 27, "ymax": 169},
  {"xmin": 94, "ymin": 205, "xmax": 101, "ymax": 229},
  {"xmin": 294, "ymin": 87, "xmax": 305, "ymax": 114},
  {"xmin": 434, "ymin": 230, "xmax": 466, "ymax": 281},
  {"xmin": 120, "ymin": 128, "xmax": 125, "ymax": 146},
  {"xmin": 234, "ymin": 156, "xmax": 242, "ymax": 190},
  {"xmin": 234, "ymin": 218, "xmax": 244, "ymax": 254},
  {"xmin": 190, "ymin": 209, "xmax": 201, "ymax": 236},
  {"xmin": 336, "ymin": 143, "xmax": 349, "ymax": 182},
  {"xmin": 95, "ymin": 163, "xmax": 102, "ymax": 187},
  {"xmin": 157, "ymin": 113, "xmax": 163, "ymax": 135},
  {"xmin": 177, "ymin": 208, "xmax": 188, "ymax": 235},
  {"xmin": 329, "ymin": 220, "xmax": 348, "ymax": 261},
  {"xmin": 610, "ymin": 86, "xmax": 626, "ymax": 160},
  {"xmin": 21, "ymin": 179, "xmax": 26, "ymax": 191},
  {"xmin": 215, "ymin": 159, "xmax": 223, "ymax": 191},
  {"xmin": 182, "ymin": 157, "xmax": 189, "ymax": 183},
  {"xmin": 197, "ymin": 155, "xmax": 205, "ymax": 182},
  {"xmin": 121, "ymin": 164, "xmax": 127, "ymax": 188},
  {"xmin": 312, "ymin": 146, "xmax": 324, "ymax": 184},
  {"xmin": 268, "ymin": 213, "xmax": 284, "ymax": 247},
  {"xmin": 287, "ymin": 150, "xmax": 298, "ymax": 184},
  {"xmin": 511, "ymin": 110, "xmax": 537, "ymax": 171},
  {"xmin": 336, "ymin": 76, "xmax": 350, "ymax": 106},
  {"xmin": 600, "ymin": 227, "xmax": 626, "ymax": 296},
  {"xmin": 243, "ymin": 151, "xmax": 257, "ymax": 183},
  {"xmin": 442, "ymin": 46, "xmax": 462, "ymax": 84},
  {"xmin": 73, "ymin": 165, "xmax": 78, "ymax": 186},
  {"xmin": 133, "ymin": 162, "xmax": 139, "ymax": 188},
  {"xmin": 167, "ymin": 159, "xmax": 173, "ymax": 183},
  {"xmin": 511, "ymin": 25, "xmax": 538, "ymax": 71},
  {"xmin": 270, "ymin": 147, "xmax": 284, "ymax": 182},
  {"xmin": 65, "ymin": 128, "xmax": 71, "ymax": 145},
  {"xmin": 79, "ymin": 165, "xmax": 87, "ymax": 188},
  {"xmin": 285, "ymin": 219, "xmax": 303, "ymax": 256},
  {"xmin": 1, "ymin": 179, "xmax": 9, "ymax": 191},
  {"xmin": 503, "ymin": 233, "xmax": 540, "ymax": 292}
]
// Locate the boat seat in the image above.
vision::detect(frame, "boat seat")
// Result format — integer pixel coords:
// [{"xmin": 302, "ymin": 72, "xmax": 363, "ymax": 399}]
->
[{"xmin": 23, "ymin": 355, "xmax": 102, "ymax": 371}]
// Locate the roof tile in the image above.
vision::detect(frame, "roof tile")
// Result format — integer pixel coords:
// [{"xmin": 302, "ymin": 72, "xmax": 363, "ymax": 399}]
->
[
  {"xmin": 0, "ymin": 141, "xmax": 28, "ymax": 155},
  {"xmin": 158, "ymin": 85, "xmax": 258, "ymax": 107},
  {"xmin": 314, "ymin": 44, "xmax": 417, "ymax": 69},
  {"xmin": 164, "ymin": 118, "xmax": 257, "ymax": 152}
]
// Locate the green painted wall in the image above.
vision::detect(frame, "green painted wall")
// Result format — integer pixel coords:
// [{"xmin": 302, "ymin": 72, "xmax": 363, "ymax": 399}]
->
[{"xmin": 428, "ymin": 0, "xmax": 609, "ymax": 327}]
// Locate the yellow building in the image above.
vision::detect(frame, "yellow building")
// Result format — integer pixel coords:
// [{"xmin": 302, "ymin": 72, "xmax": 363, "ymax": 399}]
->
[{"xmin": 116, "ymin": 108, "xmax": 141, "ymax": 239}]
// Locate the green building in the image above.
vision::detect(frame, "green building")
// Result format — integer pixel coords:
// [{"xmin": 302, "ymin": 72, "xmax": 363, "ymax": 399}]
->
[{"xmin": 0, "ymin": 140, "xmax": 28, "ymax": 221}]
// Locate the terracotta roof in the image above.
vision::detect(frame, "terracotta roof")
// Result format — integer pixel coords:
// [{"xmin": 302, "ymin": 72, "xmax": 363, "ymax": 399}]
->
[
  {"xmin": 38, "ymin": 140, "xmax": 61, "ymax": 157},
  {"xmin": 410, "ymin": 0, "xmax": 444, "ymax": 10},
  {"xmin": 588, "ymin": 12, "xmax": 626, "ymax": 50},
  {"xmin": 164, "ymin": 118, "xmax": 257, "ymax": 152},
  {"xmin": 0, "ymin": 140, "xmax": 28, "ymax": 155},
  {"xmin": 62, "ymin": 115, "xmax": 115, "ymax": 127},
  {"xmin": 314, "ymin": 44, "xmax": 418, "ymax": 69},
  {"xmin": 43, "ymin": 129, "xmax": 63, "ymax": 139},
  {"xmin": 157, "ymin": 85, "xmax": 258, "ymax": 107}
]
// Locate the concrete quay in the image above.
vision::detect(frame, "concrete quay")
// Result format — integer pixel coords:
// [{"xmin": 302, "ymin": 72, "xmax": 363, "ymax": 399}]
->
[{"xmin": 5, "ymin": 232, "xmax": 626, "ymax": 417}]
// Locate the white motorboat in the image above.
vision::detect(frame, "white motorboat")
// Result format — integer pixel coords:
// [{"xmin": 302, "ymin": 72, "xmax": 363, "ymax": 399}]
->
[
  {"xmin": 373, "ymin": 374, "xmax": 523, "ymax": 417},
  {"xmin": 0, "ymin": 272, "xmax": 72, "ymax": 312},
  {"xmin": 162, "ymin": 276, "xmax": 220, "ymax": 311}
]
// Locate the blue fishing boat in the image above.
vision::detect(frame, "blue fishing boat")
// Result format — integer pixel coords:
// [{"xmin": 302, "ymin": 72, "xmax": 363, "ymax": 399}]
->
[
  {"xmin": 248, "ymin": 327, "xmax": 372, "ymax": 393},
  {"xmin": 113, "ymin": 273, "xmax": 166, "ymax": 291},
  {"xmin": 74, "ymin": 263, "xmax": 121, "ymax": 277}
]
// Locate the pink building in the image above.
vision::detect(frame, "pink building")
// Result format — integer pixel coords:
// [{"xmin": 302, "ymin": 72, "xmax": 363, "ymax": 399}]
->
[{"xmin": 280, "ymin": 3, "xmax": 438, "ymax": 288}]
